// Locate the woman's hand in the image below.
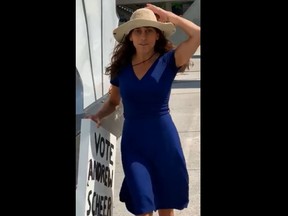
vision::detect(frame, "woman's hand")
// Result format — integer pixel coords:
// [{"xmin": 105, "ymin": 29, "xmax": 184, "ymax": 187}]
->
[
  {"xmin": 85, "ymin": 114, "xmax": 101, "ymax": 128},
  {"xmin": 146, "ymin": 3, "xmax": 171, "ymax": 23},
  {"xmin": 84, "ymin": 85, "xmax": 120, "ymax": 128}
]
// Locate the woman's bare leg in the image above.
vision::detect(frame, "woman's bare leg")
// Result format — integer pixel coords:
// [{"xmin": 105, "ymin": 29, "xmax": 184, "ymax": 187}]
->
[
  {"xmin": 137, "ymin": 212, "xmax": 153, "ymax": 216},
  {"xmin": 158, "ymin": 209, "xmax": 174, "ymax": 216}
]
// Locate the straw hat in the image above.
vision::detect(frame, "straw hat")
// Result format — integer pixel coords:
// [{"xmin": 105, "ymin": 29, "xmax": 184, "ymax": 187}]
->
[{"xmin": 113, "ymin": 8, "xmax": 176, "ymax": 42}]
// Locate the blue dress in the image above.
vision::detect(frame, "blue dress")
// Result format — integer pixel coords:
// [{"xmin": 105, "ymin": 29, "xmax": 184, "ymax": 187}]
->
[{"xmin": 111, "ymin": 50, "xmax": 189, "ymax": 215}]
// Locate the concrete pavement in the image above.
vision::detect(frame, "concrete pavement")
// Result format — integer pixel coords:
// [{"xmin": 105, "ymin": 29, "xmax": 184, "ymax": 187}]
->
[{"xmin": 113, "ymin": 47, "xmax": 201, "ymax": 216}]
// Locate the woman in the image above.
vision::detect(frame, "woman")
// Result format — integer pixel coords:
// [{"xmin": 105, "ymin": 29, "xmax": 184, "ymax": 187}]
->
[{"xmin": 87, "ymin": 4, "xmax": 200, "ymax": 216}]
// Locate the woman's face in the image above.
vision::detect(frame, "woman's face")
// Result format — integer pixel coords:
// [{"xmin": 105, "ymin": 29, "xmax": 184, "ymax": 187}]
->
[{"xmin": 129, "ymin": 27, "xmax": 159, "ymax": 54}]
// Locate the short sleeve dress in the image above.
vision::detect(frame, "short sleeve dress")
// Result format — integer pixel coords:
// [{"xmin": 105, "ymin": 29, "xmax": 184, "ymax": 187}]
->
[{"xmin": 111, "ymin": 50, "xmax": 189, "ymax": 215}]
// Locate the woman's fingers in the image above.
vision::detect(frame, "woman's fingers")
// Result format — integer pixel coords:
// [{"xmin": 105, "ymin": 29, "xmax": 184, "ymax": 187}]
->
[
  {"xmin": 84, "ymin": 115, "xmax": 101, "ymax": 128},
  {"xmin": 146, "ymin": 4, "xmax": 169, "ymax": 22},
  {"xmin": 94, "ymin": 118, "xmax": 101, "ymax": 128}
]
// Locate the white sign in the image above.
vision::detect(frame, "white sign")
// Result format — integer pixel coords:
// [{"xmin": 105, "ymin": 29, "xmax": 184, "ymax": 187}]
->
[{"xmin": 76, "ymin": 119, "xmax": 117, "ymax": 216}]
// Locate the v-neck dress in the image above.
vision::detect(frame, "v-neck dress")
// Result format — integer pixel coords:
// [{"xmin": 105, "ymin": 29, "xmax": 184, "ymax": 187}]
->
[{"xmin": 110, "ymin": 50, "xmax": 189, "ymax": 215}]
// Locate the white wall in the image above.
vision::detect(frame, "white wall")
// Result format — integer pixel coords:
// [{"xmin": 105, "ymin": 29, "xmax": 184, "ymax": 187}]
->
[
  {"xmin": 76, "ymin": 0, "xmax": 96, "ymax": 108},
  {"xmin": 76, "ymin": 0, "xmax": 119, "ymax": 109},
  {"xmin": 102, "ymin": 0, "xmax": 119, "ymax": 93}
]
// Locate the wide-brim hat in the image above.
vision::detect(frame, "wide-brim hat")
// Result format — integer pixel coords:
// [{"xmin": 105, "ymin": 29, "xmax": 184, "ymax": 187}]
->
[{"xmin": 113, "ymin": 8, "xmax": 176, "ymax": 42}]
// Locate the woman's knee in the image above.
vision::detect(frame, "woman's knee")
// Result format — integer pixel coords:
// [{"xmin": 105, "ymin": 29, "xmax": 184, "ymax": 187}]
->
[{"xmin": 158, "ymin": 209, "xmax": 174, "ymax": 216}]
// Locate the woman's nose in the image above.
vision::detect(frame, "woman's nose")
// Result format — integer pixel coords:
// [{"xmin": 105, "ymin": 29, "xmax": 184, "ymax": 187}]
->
[{"xmin": 140, "ymin": 32, "xmax": 147, "ymax": 39}]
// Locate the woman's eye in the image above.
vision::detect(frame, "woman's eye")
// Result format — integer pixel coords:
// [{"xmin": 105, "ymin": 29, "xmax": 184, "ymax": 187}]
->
[{"xmin": 134, "ymin": 28, "xmax": 154, "ymax": 35}]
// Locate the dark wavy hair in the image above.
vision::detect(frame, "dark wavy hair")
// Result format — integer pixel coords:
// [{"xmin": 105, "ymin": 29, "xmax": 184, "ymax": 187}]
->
[{"xmin": 105, "ymin": 28, "xmax": 174, "ymax": 80}]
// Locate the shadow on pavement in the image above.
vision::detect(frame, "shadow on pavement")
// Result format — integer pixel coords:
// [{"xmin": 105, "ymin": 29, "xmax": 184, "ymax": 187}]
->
[{"xmin": 172, "ymin": 80, "xmax": 200, "ymax": 89}]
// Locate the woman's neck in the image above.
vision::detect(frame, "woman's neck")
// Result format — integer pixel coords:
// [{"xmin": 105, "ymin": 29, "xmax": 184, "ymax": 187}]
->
[
  {"xmin": 135, "ymin": 50, "xmax": 155, "ymax": 60},
  {"xmin": 132, "ymin": 52, "xmax": 157, "ymax": 67}
]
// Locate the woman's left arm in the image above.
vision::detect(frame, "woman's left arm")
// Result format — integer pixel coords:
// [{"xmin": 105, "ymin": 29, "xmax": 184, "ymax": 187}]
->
[{"xmin": 146, "ymin": 4, "xmax": 200, "ymax": 67}]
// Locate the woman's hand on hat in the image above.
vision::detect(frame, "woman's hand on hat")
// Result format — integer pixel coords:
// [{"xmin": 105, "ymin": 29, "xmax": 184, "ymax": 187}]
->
[{"xmin": 146, "ymin": 3, "xmax": 171, "ymax": 23}]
